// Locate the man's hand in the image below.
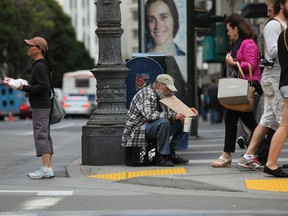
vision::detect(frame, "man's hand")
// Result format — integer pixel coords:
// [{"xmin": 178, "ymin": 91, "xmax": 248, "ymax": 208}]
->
[
  {"xmin": 175, "ymin": 113, "xmax": 185, "ymax": 122},
  {"xmin": 191, "ymin": 107, "xmax": 199, "ymax": 116}
]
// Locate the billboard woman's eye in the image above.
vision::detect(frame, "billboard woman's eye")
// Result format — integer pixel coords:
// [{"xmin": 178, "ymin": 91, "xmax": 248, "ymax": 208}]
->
[
  {"xmin": 159, "ymin": 13, "xmax": 170, "ymax": 22},
  {"xmin": 148, "ymin": 16, "xmax": 156, "ymax": 23}
]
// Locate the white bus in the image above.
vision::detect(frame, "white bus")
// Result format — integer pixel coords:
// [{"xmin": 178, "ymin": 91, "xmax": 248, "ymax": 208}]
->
[{"xmin": 62, "ymin": 70, "xmax": 97, "ymax": 106}]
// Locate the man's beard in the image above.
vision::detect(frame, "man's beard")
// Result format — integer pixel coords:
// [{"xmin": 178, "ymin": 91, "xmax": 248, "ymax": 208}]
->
[{"xmin": 155, "ymin": 88, "xmax": 173, "ymax": 99}]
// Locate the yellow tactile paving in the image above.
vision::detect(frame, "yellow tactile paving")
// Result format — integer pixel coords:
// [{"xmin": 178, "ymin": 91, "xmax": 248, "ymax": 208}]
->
[
  {"xmin": 88, "ymin": 167, "xmax": 187, "ymax": 180},
  {"xmin": 245, "ymin": 179, "xmax": 288, "ymax": 192}
]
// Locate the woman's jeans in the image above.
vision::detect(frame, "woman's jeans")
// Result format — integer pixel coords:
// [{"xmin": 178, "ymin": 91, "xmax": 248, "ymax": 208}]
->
[{"xmin": 145, "ymin": 119, "xmax": 189, "ymax": 155}]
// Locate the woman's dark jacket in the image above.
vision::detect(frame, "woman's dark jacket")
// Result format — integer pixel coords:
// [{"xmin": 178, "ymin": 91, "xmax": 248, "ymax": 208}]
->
[{"xmin": 22, "ymin": 58, "xmax": 52, "ymax": 109}]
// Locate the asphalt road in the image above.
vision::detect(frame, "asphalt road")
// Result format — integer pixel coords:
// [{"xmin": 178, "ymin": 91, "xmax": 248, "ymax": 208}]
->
[{"xmin": 0, "ymin": 118, "xmax": 287, "ymax": 216}]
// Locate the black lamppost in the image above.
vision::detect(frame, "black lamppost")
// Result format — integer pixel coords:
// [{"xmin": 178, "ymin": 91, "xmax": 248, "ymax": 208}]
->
[
  {"xmin": 82, "ymin": 0, "xmax": 129, "ymax": 165},
  {"xmin": 187, "ymin": 0, "xmax": 198, "ymax": 137}
]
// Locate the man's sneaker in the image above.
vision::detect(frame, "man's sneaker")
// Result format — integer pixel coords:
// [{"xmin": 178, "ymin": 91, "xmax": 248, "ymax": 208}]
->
[
  {"xmin": 238, "ymin": 155, "xmax": 261, "ymax": 170},
  {"xmin": 264, "ymin": 166, "xmax": 288, "ymax": 177},
  {"xmin": 236, "ymin": 136, "xmax": 245, "ymax": 149},
  {"xmin": 154, "ymin": 154, "xmax": 174, "ymax": 167},
  {"xmin": 168, "ymin": 151, "xmax": 189, "ymax": 164},
  {"xmin": 27, "ymin": 166, "xmax": 55, "ymax": 179}
]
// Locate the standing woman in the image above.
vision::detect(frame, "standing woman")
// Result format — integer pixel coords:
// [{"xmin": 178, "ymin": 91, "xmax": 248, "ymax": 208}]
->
[
  {"xmin": 18, "ymin": 37, "xmax": 56, "ymax": 179},
  {"xmin": 211, "ymin": 13, "xmax": 261, "ymax": 167}
]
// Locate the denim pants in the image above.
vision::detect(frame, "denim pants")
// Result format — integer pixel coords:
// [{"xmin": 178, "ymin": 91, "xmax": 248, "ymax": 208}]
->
[{"xmin": 145, "ymin": 119, "xmax": 189, "ymax": 155}]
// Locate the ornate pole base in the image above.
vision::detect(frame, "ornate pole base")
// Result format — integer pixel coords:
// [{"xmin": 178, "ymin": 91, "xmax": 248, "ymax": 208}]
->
[
  {"xmin": 81, "ymin": 0, "xmax": 129, "ymax": 165},
  {"xmin": 82, "ymin": 66, "xmax": 129, "ymax": 165},
  {"xmin": 82, "ymin": 125, "xmax": 126, "ymax": 165}
]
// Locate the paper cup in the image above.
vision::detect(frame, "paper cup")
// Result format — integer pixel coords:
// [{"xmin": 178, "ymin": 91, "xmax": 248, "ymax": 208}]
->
[{"xmin": 183, "ymin": 117, "xmax": 192, "ymax": 133}]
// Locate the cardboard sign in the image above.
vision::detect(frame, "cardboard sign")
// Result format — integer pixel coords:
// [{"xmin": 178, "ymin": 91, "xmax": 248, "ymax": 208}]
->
[{"xmin": 160, "ymin": 95, "xmax": 196, "ymax": 117}]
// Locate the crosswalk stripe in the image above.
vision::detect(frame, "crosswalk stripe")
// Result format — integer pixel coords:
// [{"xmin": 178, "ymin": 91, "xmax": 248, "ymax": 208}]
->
[
  {"xmin": 187, "ymin": 158, "xmax": 288, "ymax": 164},
  {"xmin": 181, "ymin": 149, "xmax": 288, "ymax": 154},
  {"xmin": 0, "ymin": 190, "xmax": 73, "ymax": 196},
  {"xmin": 22, "ymin": 197, "xmax": 63, "ymax": 211},
  {"xmin": 181, "ymin": 150, "xmax": 246, "ymax": 154}
]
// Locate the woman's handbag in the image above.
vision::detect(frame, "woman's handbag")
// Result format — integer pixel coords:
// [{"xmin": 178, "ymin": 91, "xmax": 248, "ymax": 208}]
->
[
  {"xmin": 48, "ymin": 72, "xmax": 65, "ymax": 125},
  {"xmin": 50, "ymin": 91, "xmax": 65, "ymax": 125},
  {"xmin": 218, "ymin": 62, "xmax": 255, "ymax": 112}
]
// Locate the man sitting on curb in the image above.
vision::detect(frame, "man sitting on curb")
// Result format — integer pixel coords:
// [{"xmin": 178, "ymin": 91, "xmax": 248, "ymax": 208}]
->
[{"xmin": 122, "ymin": 74, "xmax": 198, "ymax": 166}]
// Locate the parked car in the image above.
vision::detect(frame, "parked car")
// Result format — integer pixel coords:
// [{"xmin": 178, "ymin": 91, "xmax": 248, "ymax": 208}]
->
[{"xmin": 62, "ymin": 95, "xmax": 94, "ymax": 117}]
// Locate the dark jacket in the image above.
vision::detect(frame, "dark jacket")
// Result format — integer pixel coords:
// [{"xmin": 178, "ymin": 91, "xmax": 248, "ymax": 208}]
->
[{"xmin": 23, "ymin": 58, "xmax": 52, "ymax": 108}]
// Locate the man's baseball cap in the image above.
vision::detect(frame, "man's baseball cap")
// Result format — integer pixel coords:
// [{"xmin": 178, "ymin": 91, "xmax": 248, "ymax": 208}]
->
[
  {"xmin": 24, "ymin": 37, "xmax": 48, "ymax": 52},
  {"xmin": 156, "ymin": 74, "xmax": 178, "ymax": 92}
]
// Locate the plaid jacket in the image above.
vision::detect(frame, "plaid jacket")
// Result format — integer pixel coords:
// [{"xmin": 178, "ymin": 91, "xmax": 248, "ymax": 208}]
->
[{"xmin": 122, "ymin": 85, "xmax": 176, "ymax": 147}]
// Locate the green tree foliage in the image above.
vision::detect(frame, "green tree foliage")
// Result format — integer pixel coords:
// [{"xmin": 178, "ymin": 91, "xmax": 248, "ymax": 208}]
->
[{"xmin": 0, "ymin": 0, "xmax": 95, "ymax": 87}]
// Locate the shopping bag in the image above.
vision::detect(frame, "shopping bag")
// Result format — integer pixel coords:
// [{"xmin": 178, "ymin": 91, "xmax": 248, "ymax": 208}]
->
[
  {"xmin": 218, "ymin": 62, "xmax": 255, "ymax": 112},
  {"xmin": 222, "ymin": 86, "xmax": 255, "ymax": 112},
  {"xmin": 217, "ymin": 78, "xmax": 250, "ymax": 105},
  {"xmin": 50, "ymin": 94, "xmax": 65, "ymax": 125}
]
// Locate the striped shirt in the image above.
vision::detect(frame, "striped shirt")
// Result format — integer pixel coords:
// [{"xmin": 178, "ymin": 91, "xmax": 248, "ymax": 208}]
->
[{"xmin": 122, "ymin": 85, "xmax": 176, "ymax": 147}]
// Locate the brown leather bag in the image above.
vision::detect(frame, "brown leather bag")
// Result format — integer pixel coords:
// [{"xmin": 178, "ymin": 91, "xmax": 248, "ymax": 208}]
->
[{"xmin": 221, "ymin": 62, "xmax": 255, "ymax": 112}]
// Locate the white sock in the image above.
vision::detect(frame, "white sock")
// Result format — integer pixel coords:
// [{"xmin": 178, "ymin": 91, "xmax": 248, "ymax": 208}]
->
[{"xmin": 243, "ymin": 154, "xmax": 254, "ymax": 160}]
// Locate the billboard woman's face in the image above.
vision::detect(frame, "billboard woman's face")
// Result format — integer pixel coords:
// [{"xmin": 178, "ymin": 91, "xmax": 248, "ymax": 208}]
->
[{"xmin": 147, "ymin": 1, "xmax": 174, "ymax": 46}]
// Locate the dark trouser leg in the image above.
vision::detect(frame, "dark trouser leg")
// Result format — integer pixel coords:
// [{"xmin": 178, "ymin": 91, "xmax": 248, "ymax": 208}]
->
[
  {"xmin": 145, "ymin": 119, "xmax": 170, "ymax": 155},
  {"xmin": 169, "ymin": 120, "xmax": 189, "ymax": 151}
]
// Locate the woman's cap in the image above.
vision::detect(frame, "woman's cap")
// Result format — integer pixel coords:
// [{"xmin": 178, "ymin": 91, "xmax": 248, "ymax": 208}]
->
[
  {"xmin": 24, "ymin": 37, "xmax": 48, "ymax": 52},
  {"xmin": 156, "ymin": 74, "xmax": 178, "ymax": 92}
]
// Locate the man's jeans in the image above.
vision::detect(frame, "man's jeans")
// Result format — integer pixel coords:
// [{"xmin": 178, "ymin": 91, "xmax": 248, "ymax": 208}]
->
[{"xmin": 145, "ymin": 119, "xmax": 189, "ymax": 155}]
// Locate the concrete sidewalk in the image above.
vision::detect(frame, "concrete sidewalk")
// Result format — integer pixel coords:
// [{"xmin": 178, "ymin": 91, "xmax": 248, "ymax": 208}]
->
[
  {"xmin": 65, "ymin": 162, "xmax": 288, "ymax": 193},
  {"xmin": 64, "ymin": 120, "xmax": 288, "ymax": 193}
]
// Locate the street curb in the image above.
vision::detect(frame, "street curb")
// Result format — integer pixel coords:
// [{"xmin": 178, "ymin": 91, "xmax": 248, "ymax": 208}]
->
[
  {"xmin": 119, "ymin": 175, "xmax": 244, "ymax": 192},
  {"xmin": 54, "ymin": 167, "xmax": 67, "ymax": 177},
  {"xmin": 66, "ymin": 165, "xmax": 86, "ymax": 178},
  {"xmin": 66, "ymin": 164, "xmax": 248, "ymax": 192}
]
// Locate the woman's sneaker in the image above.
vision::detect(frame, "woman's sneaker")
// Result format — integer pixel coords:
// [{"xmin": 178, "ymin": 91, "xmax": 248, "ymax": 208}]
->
[
  {"xmin": 238, "ymin": 155, "xmax": 262, "ymax": 170},
  {"xmin": 27, "ymin": 166, "xmax": 55, "ymax": 179}
]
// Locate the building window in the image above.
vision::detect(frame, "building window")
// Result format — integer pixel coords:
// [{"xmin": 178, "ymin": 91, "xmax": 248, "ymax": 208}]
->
[
  {"xmin": 87, "ymin": 35, "xmax": 90, "ymax": 49},
  {"xmin": 132, "ymin": 47, "xmax": 138, "ymax": 53},
  {"xmin": 132, "ymin": 10, "xmax": 138, "ymax": 20},
  {"xmin": 132, "ymin": 29, "xmax": 138, "ymax": 39}
]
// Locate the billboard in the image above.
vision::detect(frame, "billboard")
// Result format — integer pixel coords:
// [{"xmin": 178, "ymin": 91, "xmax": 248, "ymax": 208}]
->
[{"xmin": 139, "ymin": 0, "xmax": 188, "ymax": 104}]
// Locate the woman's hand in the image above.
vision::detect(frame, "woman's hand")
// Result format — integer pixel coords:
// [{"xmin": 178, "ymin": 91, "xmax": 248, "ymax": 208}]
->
[
  {"xmin": 226, "ymin": 53, "xmax": 237, "ymax": 66},
  {"xmin": 18, "ymin": 84, "xmax": 23, "ymax": 91}
]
